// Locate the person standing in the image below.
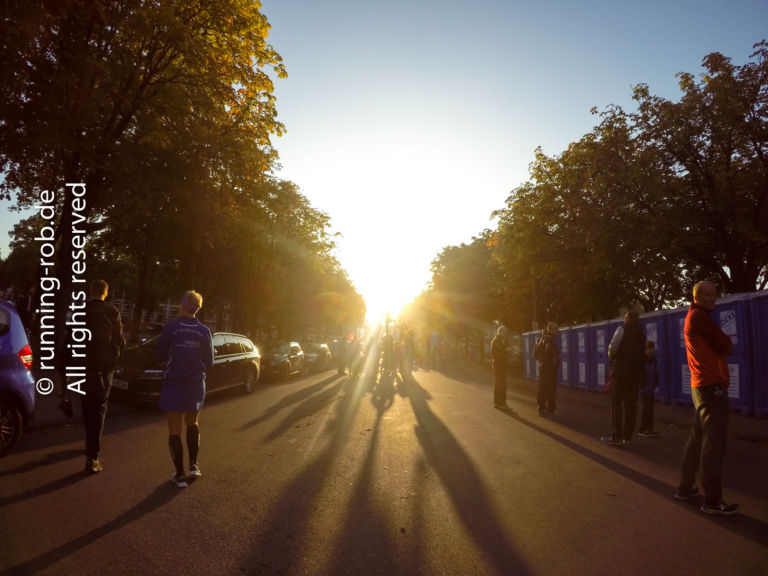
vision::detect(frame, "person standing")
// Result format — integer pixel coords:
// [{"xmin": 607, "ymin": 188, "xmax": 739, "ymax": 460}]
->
[
  {"xmin": 675, "ymin": 281, "xmax": 738, "ymax": 515},
  {"xmin": 157, "ymin": 291, "xmax": 213, "ymax": 488},
  {"xmin": 82, "ymin": 279, "xmax": 125, "ymax": 473},
  {"xmin": 535, "ymin": 322, "xmax": 559, "ymax": 417},
  {"xmin": 602, "ymin": 310, "xmax": 645, "ymax": 446},
  {"xmin": 638, "ymin": 340, "xmax": 659, "ymax": 437},
  {"xmin": 491, "ymin": 326, "xmax": 510, "ymax": 410}
]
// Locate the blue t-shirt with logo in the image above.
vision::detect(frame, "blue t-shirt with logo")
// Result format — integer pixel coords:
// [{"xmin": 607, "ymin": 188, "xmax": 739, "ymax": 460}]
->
[{"xmin": 157, "ymin": 317, "xmax": 213, "ymax": 382}]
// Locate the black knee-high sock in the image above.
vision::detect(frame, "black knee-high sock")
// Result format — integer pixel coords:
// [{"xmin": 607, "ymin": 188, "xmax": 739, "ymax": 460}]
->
[
  {"xmin": 168, "ymin": 435, "xmax": 184, "ymax": 475},
  {"xmin": 186, "ymin": 425, "xmax": 200, "ymax": 465}
]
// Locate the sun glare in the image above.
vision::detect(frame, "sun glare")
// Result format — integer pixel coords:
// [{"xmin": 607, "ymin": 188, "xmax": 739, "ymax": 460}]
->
[{"xmin": 363, "ymin": 288, "xmax": 409, "ymax": 326}]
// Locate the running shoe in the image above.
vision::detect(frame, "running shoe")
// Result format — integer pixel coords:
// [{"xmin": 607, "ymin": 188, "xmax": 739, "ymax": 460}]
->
[
  {"xmin": 171, "ymin": 473, "xmax": 188, "ymax": 488},
  {"xmin": 701, "ymin": 500, "xmax": 738, "ymax": 515}
]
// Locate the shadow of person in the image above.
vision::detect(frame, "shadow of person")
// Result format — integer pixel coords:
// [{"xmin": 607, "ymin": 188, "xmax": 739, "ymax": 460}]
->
[
  {"xmin": 371, "ymin": 370, "xmax": 395, "ymax": 413},
  {"xmin": 239, "ymin": 374, "xmax": 341, "ymax": 430},
  {"xmin": 4, "ymin": 482, "xmax": 183, "ymax": 574},
  {"xmin": 0, "ymin": 448, "xmax": 83, "ymax": 478},
  {"xmin": 0, "ymin": 469, "xmax": 85, "ymax": 509},
  {"xmin": 405, "ymin": 379, "xmax": 530, "ymax": 575},
  {"xmin": 242, "ymin": 368, "xmax": 370, "ymax": 574}
]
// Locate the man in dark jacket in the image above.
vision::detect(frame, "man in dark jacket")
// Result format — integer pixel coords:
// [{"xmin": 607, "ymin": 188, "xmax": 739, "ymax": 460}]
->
[
  {"xmin": 81, "ymin": 279, "xmax": 124, "ymax": 473},
  {"xmin": 536, "ymin": 322, "xmax": 559, "ymax": 417},
  {"xmin": 602, "ymin": 309, "xmax": 645, "ymax": 446}
]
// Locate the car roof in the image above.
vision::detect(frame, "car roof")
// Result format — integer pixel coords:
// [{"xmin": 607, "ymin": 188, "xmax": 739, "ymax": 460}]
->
[{"xmin": 213, "ymin": 332, "xmax": 253, "ymax": 341}]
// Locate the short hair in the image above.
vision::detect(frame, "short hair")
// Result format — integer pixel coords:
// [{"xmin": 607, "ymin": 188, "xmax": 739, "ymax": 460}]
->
[
  {"xmin": 693, "ymin": 280, "xmax": 717, "ymax": 300},
  {"xmin": 546, "ymin": 321, "xmax": 558, "ymax": 333},
  {"xmin": 625, "ymin": 310, "xmax": 639, "ymax": 323},
  {"xmin": 181, "ymin": 290, "xmax": 203, "ymax": 315},
  {"xmin": 89, "ymin": 279, "xmax": 108, "ymax": 299}
]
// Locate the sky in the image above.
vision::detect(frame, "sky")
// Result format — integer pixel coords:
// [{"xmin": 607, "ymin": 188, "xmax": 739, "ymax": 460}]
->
[{"xmin": 2, "ymin": 0, "xmax": 766, "ymax": 322}]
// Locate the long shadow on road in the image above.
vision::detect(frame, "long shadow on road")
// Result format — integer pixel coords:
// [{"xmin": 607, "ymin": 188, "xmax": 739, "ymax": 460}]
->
[
  {"xmin": 0, "ymin": 467, "xmax": 84, "ymax": 509},
  {"xmin": 498, "ymin": 409, "xmax": 768, "ymax": 549},
  {"xmin": 238, "ymin": 374, "xmax": 341, "ymax": 432},
  {"xmin": 243, "ymin": 374, "xmax": 372, "ymax": 575},
  {"xmin": 3, "ymin": 483, "xmax": 182, "ymax": 574},
  {"xmin": 405, "ymin": 378, "xmax": 530, "ymax": 576},
  {"xmin": 325, "ymin": 385, "xmax": 403, "ymax": 575}
]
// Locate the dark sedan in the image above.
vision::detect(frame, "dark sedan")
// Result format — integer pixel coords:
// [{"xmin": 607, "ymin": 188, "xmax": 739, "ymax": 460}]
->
[
  {"xmin": 302, "ymin": 342, "xmax": 332, "ymax": 373},
  {"xmin": 259, "ymin": 341, "xmax": 305, "ymax": 381},
  {"xmin": 112, "ymin": 332, "xmax": 260, "ymax": 403}
]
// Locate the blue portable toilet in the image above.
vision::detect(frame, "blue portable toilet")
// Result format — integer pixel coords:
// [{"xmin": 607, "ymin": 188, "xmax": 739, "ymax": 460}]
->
[
  {"xmin": 523, "ymin": 331, "xmax": 537, "ymax": 380},
  {"xmin": 666, "ymin": 294, "xmax": 754, "ymax": 413},
  {"xmin": 751, "ymin": 290, "xmax": 768, "ymax": 417},
  {"xmin": 557, "ymin": 327, "xmax": 571, "ymax": 387},
  {"xmin": 640, "ymin": 310, "xmax": 672, "ymax": 404},
  {"xmin": 589, "ymin": 320, "xmax": 614, "ymax": 393},
  {"xmin": 665, "ymin": 304, "xmax": 692, "ymax": 405},
  {"xmin": 572, "ymin": 324, "xmax": 590, "ymax": 389},
  {"xmin": 715, "ymin": 293, "xmax": 753, "ymax": 414}
]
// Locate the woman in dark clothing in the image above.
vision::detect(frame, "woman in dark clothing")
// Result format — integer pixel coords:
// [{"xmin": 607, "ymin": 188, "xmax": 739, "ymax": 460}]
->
[
  {"xmin": 602, "ymin": 310, "xmax": 645, "ymax": 446},
  {"xmin": 157, "ymin": 290, "xmax": 214, "ymax": 487}
]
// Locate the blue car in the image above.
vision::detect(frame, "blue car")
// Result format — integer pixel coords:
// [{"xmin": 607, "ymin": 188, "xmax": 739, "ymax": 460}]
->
[{"xmin": 0, "ymin": 300, "xmax": 35, "ymax": 458}]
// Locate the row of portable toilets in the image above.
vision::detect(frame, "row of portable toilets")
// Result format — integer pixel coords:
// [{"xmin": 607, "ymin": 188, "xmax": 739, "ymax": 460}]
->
[{"xmin": 522, "ymin": 290, "xmax": 768, "ymax": 418}]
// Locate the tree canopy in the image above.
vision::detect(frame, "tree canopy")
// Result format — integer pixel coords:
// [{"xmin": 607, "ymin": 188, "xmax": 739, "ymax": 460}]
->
[
  {"xmin": 0, "ymin": 0, "xmax": 364, "ymax": 344},
  {"xmin": 413, "ymin": 42, "xmax": 768, "ymax": 335}
]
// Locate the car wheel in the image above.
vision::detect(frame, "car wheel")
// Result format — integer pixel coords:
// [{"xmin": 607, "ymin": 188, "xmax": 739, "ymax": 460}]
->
[
  {"xmin": 243, "ymin": 367, "xmax": 258, "ymax": 394},
  {"xmin": 0, "ymin": 396, "xmax": 23, "ymax": 458}
]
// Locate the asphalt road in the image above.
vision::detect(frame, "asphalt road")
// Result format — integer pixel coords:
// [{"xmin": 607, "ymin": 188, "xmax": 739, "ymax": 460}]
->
[{"xmin": 1, "ymin": 363, "xmax": 767, "ymax": 576}]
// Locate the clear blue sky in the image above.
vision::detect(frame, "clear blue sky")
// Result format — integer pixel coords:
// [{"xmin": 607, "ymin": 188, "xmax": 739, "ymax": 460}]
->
[
  {"xmin": 2, "ymin": 0, "xmax": 766, "ymax": 320},
  {"xmin": 259, "ymin": 0, "xmax": 767, "ymax": 320}
]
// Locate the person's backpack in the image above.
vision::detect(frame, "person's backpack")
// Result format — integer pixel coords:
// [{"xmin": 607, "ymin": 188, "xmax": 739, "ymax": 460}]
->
[{"xmin": 86, "ymin": 302, "xmax": 123, "ymax": 372}]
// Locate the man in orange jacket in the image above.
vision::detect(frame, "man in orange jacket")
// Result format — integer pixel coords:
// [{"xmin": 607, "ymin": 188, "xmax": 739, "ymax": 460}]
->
[{"xmin": 674, "ymin": 280, "xmax": 738, "ymax": 515}]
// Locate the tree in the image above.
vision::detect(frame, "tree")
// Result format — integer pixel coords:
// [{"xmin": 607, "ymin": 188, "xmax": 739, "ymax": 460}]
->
[
  {"xmin": 0, "ymin": 0, "xmax": 286, "ymax": 363},
  {"xmin": 412, "ymin": 232, "xmax": 501, "ymax": 352},
  {"xmin": 491, "ymin": 42, "xmax": 768, "ymax": 328},
  {"xmin": 632, "ymin": 41, "xmax": 768, "ymax": 292}
]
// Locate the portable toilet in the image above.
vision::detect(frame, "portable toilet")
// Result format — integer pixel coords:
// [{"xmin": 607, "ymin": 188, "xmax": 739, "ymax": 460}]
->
[
  {"xmin": 572, "ymin": 324, "xmax": 590, "ymax": 389},
  {"xmin": 640, "ymin": 309, "xmax": 672, "ymax": 404},
  {"xmin": 715, "ymin": 293, "xmax": 754, "ymax": 414},
  {"xmin": 666, "ymin": 305, "xmax": 693, "ymax": 406},
  {"xmin": 750, "ymin": 290, "xmax": 768, "ymax": 417},
  {"xmin": 557, "ymin": 326, "xmax": 571, "ymax": 387},
  {"xmin": 589, "ymin": 319, "xmax": 616, "ymax": 393},
  {"xmin": 522, "ymin": 331, "xmax": 538, "ymax": 380}
]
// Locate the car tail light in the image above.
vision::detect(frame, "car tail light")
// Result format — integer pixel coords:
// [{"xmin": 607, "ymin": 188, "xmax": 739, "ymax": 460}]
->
[{"xmin": 18, "ymin": 344, "xmax": 33, "ymax": 370}]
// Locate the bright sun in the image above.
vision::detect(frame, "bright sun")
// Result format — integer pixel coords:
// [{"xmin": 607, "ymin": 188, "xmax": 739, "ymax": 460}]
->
[
  {"xmin": 363, "ymin": 290, "xmax": 408, "ymax": 326},
  {"xmin": 352, "ymin": 261, "xmax": 421, "ymax": 326}
]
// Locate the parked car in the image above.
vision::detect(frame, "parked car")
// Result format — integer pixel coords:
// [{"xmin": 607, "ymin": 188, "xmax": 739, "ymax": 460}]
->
[
  {"xmin": 302, "ymin": 342, "xmax": 332, "ymax": 373},
  {"xmin": 0, "ymin": 300, "xmax": 35, "ymax": 458},
  {"xmin": 112, "ymin": 332, "xmax": 260, "ymax": 403},
  {"xmin": 259, "ymin": 341, "xmax": 305, "ymax": 380}
]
